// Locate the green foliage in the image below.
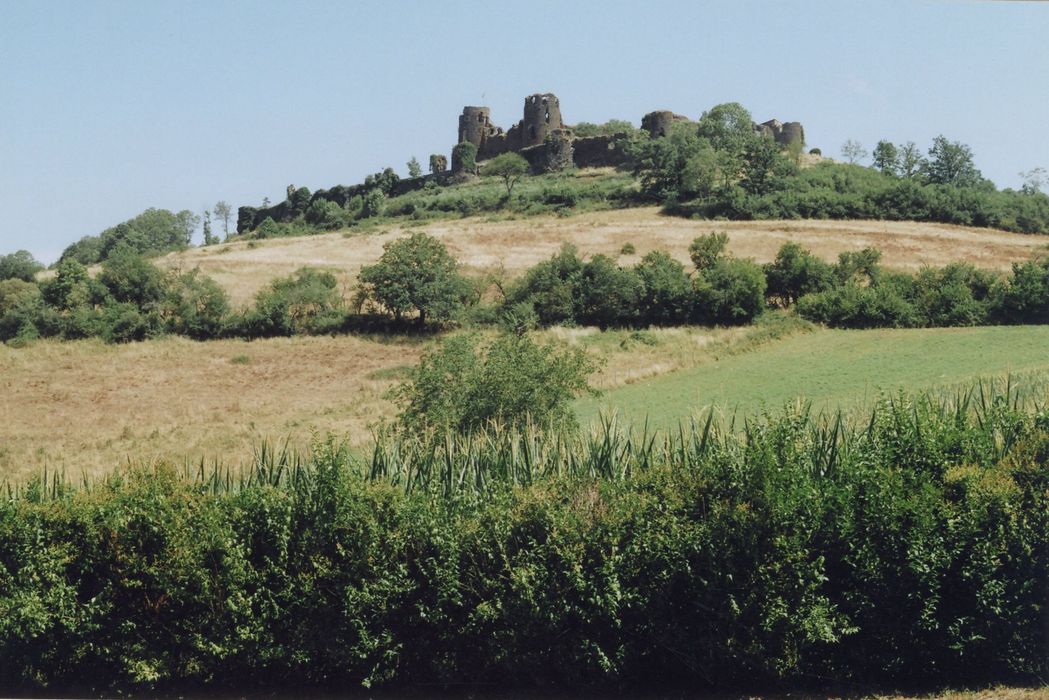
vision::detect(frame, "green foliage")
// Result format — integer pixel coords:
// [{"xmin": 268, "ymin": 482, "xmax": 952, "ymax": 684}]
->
[
  {"xmin": 407, "ymin": 156, "xmax": 422, "ymax": 179},
  {"xmin": 364, "ymin": 167, "xmax": 400, "ymax": 195},
  {"xmin": 97, "ymin": 247, "xmax": 167, "ymax": 310},
  {"xmin": 628, "ymin": 121, "xmax": 718, "ymax": 201},
  {"xmin": 634, "ymin": 250, "xmax": 691, "ymax": 325},
  {"xmin": 840, "ymin": 139, "xmax": 867, "ymax": 165},
  {"xmin": 872, "ymin": 140, "xmax": 899, "ymax": 176},
  {"xmin": 481, "ymin": 152, "xmax": 530, "ymax": 196},
  {"xmin": 60, "ymin": 208, "xmax": 199, "ymax": 265},
  {"xmin": 576, "ymin": 254, "xmax": 643, "ymax": 329},
  {"xmin": 0, "ymin": 388, "xmax": 1046, "ymax": 694},
  {"xmin": 361, "ymin": 188, "xmax": 386, "ymax": 219},
  {"xmin": 304, "ymin": 199, "xmax": 346, "ymax": 229},
  {"xmin": 688, "ymin": 231, "xmax": 729, "ymax": 271},
  {"xmin": 695, "ymin": 102, "xmax": 759, "ymax": 174},
  {"xmin": 0, "ymin": 250, "xmax": 43, "ymax": 282},
  {"xmin": 505, "ymin": 244, "xmax": 583, "ymax": 326},
  {"xmin": 243, "ymin": 267, "xmax": 345, "ymax": 337},
  {"xmin": 570, "ymin": 119, "xmax": 637, "ymax": 138},
  {"xmin": 357, "ymin": 232, "xmax": 467, "ymax": 326},
  {"xmin": 923, "ymin": 135, "xmax": 983, "ymax": 188},
  {"xmin": 392, "ymin": 331, "xmax": 597, "ymax": 432},
  {"xmin": 452, "ymin": 141, "xmax": 478, "ymax": 173},
  {"xmin": 764, "ymin": 242, "xmax": 835, "ymax": 306},
  {"xmin": 163, "ymin": 269, "xmax": 231, "ymax": 339},
  {"xmin": 694, "ymin": 257, "xmax": 768, "ymax": 324}
]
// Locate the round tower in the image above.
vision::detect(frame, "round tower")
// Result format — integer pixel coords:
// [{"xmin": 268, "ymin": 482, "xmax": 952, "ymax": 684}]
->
[
  {"xmin": 520, "ymin": 93, "xmax": 562, "ymax": 148},
  {"xmin": 779, "ymin": 122, "xmax": 805, "ymax": 148},
  {"xmin": 458, "ymin": 106, "xmax": 493, "ymax": 148},
  {"xmin": 641, "ymin": 110, "xmax": 682, "ymax": 138}
]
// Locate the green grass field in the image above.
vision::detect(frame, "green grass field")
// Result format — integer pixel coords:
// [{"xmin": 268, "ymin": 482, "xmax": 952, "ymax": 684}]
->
[{"xmin": 577, "ymin": 324, "xmax": 1049, "ymax": 427}]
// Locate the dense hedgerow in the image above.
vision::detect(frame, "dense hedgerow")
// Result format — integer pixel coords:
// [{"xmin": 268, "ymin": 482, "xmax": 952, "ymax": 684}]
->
[{"xmin": 0, "ymin": 387, "xmax": 1046, "ymax": 694}]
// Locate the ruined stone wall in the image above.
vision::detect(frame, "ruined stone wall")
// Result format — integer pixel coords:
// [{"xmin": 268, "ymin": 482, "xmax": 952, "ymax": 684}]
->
[
  {"xmin": 779, "ymin": 122, "xmax": 805, "ymax": 147},
  {"xmin": 572, "ymin": 134, "xmax": 629, "ymax": 168}
]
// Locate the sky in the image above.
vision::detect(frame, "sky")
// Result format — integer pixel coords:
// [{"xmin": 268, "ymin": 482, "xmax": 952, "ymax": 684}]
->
[{"xmin": 1, "ymin": 0, "xmax": 1047, "ymax": 263}]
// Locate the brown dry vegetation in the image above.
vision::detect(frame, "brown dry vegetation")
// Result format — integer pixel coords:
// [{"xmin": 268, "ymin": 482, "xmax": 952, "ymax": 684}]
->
[
  {"xmin": 157, "ymin": 207, "xmax": 1049, "ymax": 306},
  {"xmin": 0, "ymin": 324, "xmax": 774, "ymax": 482}
]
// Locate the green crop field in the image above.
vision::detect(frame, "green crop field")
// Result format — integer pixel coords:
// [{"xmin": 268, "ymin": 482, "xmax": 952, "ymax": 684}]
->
[{"xmin": 577, "ymin": 324, "xmax": 1049, "ymax": 428}]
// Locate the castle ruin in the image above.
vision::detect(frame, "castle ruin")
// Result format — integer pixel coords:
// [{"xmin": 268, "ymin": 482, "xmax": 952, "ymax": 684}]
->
[{"xmin": 236, "ymin": 92, "xmax": 806, "ymax": 233}]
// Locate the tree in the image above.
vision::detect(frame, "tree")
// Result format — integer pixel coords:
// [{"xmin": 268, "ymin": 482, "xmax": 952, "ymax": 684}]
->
[
  {"xmin": 164, "ymin": 268, "xmax": 230, "ymax": 339},
  {"xmin": 576, "ymin": 254, "xmax": 642, "ymax": 328},
  {"xmin": 392, "ymin": 332, "xmax": 597, "ymax": 432},
  {"xmin": 0, "ymin": 250, "xmax": 44, "ymax": 282},
  {"xmin": 357, "ymin": 232, "xmax": 467, "ymax": 326},
  {"xmin": 693, "ymin": 258, "xmax": 767, "ymax": 324},
  {"xmin": 635, "ymin": 250, "xmax": 691, "ymax": 324},
  {"xmin": 689, "ymin": 232, "xmax": 729, "ymax": 271},
  {"xmin": 481, "ymin": 152, "xmax": 530, "ymax": 196},
  {"xmin": 213, "ymin": 201, "xmax": 232, "ymax": 238},
  {"xmin": 740, "ymin": 136, "xmax": 796, "ymax": 195},
  {"xmin": 841, "ymin": 139, "xmax": 868, "ymax": 165},
  {"xmin": 872, "ymin": 141, "xmax": 900, "ymax": 176},
  {"xmin": 505, "ymin": 244, "xmax": 583, "ymax": 326},
  {"xmin": 202, "ymin": 210, "xmax": 217, "ymax": 246},
  {"xmin": 407, "ymin": 157, "xmax": 422, "ymax": 179},
  {"xmin": 897, "ymin": 141, "xmax": 925, "ymax": 178},
  {"xmin": 923, "ymin": 135, "xmax": 983, "ymax": 187},
  {"xmin": 628, "ymin": 121, "xmax": 718, "ymax": 200},
  {"xmin": 1020, "ymin": 167, "xmax": 1046, "ymax": 195},
  {"xmin": 763, "ymin": 242, "xmax": 835, "ymax": 306}
]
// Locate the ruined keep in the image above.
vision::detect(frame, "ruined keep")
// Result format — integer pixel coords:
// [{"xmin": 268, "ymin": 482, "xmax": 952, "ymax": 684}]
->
[
  {"xmin": 641, "ymin": 110, "xmax": 690, "ymax": 138},
  {"xmin": 757, "ymin": 119, "xmax": 806, "ymax": 148},
  {"xmin": 236, "ymin": 92, "xmax": 808, "ymax": 233}
]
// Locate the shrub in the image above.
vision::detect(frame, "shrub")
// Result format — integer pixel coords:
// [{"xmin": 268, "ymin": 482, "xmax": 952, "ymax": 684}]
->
[
  {"xmin": 991, "ymin": 258, "xmax": 1049, "ymax": 324},
  {"xmin": 688, "ymin": 231, "xmax": 729, "ymax": 271},
  {"xmin": 634, "ymin": 250, "xmax": 691, "ymax": 325},
  {"xmin": 97, "ymin": 247, "xmax": 168, "ymax": 309},
  {"xmin": 764, "ymin": 242, "xmax": 835, "ymax": 306},
  {"xmin": 505, "ymin": 244, "xmax": 583, "ymax": 326},
  {"xmin": 452, "ymin": 141, "xmax": 478, "ymax": 173},
  {"xmin": 0, "ymin": 250, "xmax": 44, "ymax": 282},
  {"xmin": 693, "ymin": 257, "xmax": 768, "ymax": 324},
  {"xmin": 163, "ymin": 269, "xmax": 231, "ymax": 339},
  {"xmin": 361, "ymin": 188, "xmax": 386, "ymax": 219},
  {"xmin": 304, "ymin": 199, "xmax": 347, "ymax": 230},
  {"xmin": 576, "ymin": 254, "xmax": 643, "ymax": 329},
  {"xmin": 392, "ymin": 331, "xmax": 597, "ymax": 432},
  {"xmin": 244, "ymin": 267, "xmax": 345, "ymax": 336}
]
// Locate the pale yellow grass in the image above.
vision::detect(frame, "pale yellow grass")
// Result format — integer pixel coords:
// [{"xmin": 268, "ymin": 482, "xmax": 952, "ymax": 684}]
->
[
  {"xmin": 157, "ymin": 208, "xmax": 1049, "ymax": 306},
  {"xmin": 0, "ymin": 334, "xmax": 424, "ymax": 483},
  {"xmin": 0, "ymin": 324, "xmax": 769, "ymax": 481}
]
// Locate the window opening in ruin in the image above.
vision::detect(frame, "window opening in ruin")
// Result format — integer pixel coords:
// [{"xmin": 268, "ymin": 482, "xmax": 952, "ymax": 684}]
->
[
  {"xmin": 478, "ymin": 114, "xmax": 484, "ymax": 123},
  {"xmin": 528, "ymin": 125, "xmax": 536, "ymax": 139},
  {"xmin": 544, "ymin": 111, "xmax": 550, "ymax": 123}
]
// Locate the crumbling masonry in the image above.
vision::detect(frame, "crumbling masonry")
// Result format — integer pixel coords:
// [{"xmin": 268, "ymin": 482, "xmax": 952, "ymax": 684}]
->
[{"xmin": 237, "ymin": 92, "xmax": 806, "ymax": 233}]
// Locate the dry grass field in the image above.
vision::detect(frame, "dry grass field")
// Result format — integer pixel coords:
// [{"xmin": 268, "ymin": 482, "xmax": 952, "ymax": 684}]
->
[
  {"xmin": 0, "ymin": 324, "xmax": 771, "ymax": 483},
  {"xmin": 157, "ymin": 207, "xmax": 1049, "ymax": 306},
  {"xmin": 9, "ymin": 213, "xmax": 1049, "ymax": 482}
]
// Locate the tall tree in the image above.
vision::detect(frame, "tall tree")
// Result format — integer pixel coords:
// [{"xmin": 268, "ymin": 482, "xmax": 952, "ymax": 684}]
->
[
  {"xmin": 923, "ymin": 135, "xmax": 983, "ymax": 187},
  {"xmin": 407, "ymin": 156, "xmax": 422, "ymax": 179},
  {"xmin": 840, "ymin": 139, "xmax": 868, "ymax": 165},
  {"xmin": 872, "ymin": 140, "xmax": 900, "ymax": 176},
  {"xmin": 897, "ymin": 141, "xmax": 925, "ymax": 178},
  {"xmin": 481, "ymin": 152, "xmax": 530, "ymax": 196},
  {"xmin": 213, "ymin": 201, "xmax": 232, "ymax": 237}
]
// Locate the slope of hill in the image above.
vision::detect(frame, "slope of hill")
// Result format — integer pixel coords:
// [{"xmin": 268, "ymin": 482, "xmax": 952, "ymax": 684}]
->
[{"xmin": 157, "ymin": 207, "xmax": 1049, "ymax": 305}]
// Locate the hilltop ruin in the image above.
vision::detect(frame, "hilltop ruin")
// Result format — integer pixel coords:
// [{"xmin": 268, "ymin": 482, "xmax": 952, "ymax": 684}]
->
[{"xmin": 236, "ymin": 92, "xmax": 805, "ymax": 233}]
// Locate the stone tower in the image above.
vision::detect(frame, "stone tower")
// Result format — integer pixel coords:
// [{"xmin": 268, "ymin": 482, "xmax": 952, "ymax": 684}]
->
[
  {"xmin": 458, "ymin": 106, "xmax": 495, "ymax": 149},
  {"xmin": 520, "ymin": 93, "xmax": 563, "ymax": 148}
]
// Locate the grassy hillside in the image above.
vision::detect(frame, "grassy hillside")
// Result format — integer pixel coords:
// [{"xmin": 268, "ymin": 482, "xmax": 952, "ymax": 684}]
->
[
  {"xmin": 578, "ymin": 324, "xmax": 1049, "ymax": 427},
  {"xmin": 6, "ymin": 319, "xmax": 1049, "ymax": 482},
  {"xmin": 156, "ymin": 207, "xmax": 1049, "ymax": 306}
]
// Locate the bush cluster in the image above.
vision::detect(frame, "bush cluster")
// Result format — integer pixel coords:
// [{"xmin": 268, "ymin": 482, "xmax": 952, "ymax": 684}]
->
[
  {"xmin": 1, "ymin": 392, "xmax": 1045, "ymax": 695},
  {"xmin": 505, "ymin": 234, "xmax": 766, "ymax": 329}
]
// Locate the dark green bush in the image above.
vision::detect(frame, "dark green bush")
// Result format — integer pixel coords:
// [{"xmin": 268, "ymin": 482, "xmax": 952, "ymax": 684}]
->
[
  {"xmin": 0, "ymin": 391, "xmax": 1045, "ymax": 694},
  {"xmin": 576, "ymin": 254, "xmax": 642, "ymax": 328},
  {"xmin": 242, "ymin": 267, "xmax": 346, "ymax": 337},
  {"xmin": 693, "ymin": 258, "xmax": 768, "ymax": 325},
  {"xmin": 0, "ymin": 250, "xmax": 43, "ymax": 282}
]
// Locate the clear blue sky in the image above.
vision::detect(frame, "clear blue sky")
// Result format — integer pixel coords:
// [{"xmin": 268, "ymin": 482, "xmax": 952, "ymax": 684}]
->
[{"xmin": 1, "ymin": 0, "xmax": 1046, "ymax": 262}]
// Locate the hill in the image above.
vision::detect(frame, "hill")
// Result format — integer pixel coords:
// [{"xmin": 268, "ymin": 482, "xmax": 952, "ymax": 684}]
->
[{"xmin": 156, "ymin": 207, "xmax": 1049, "ymax": 306}]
